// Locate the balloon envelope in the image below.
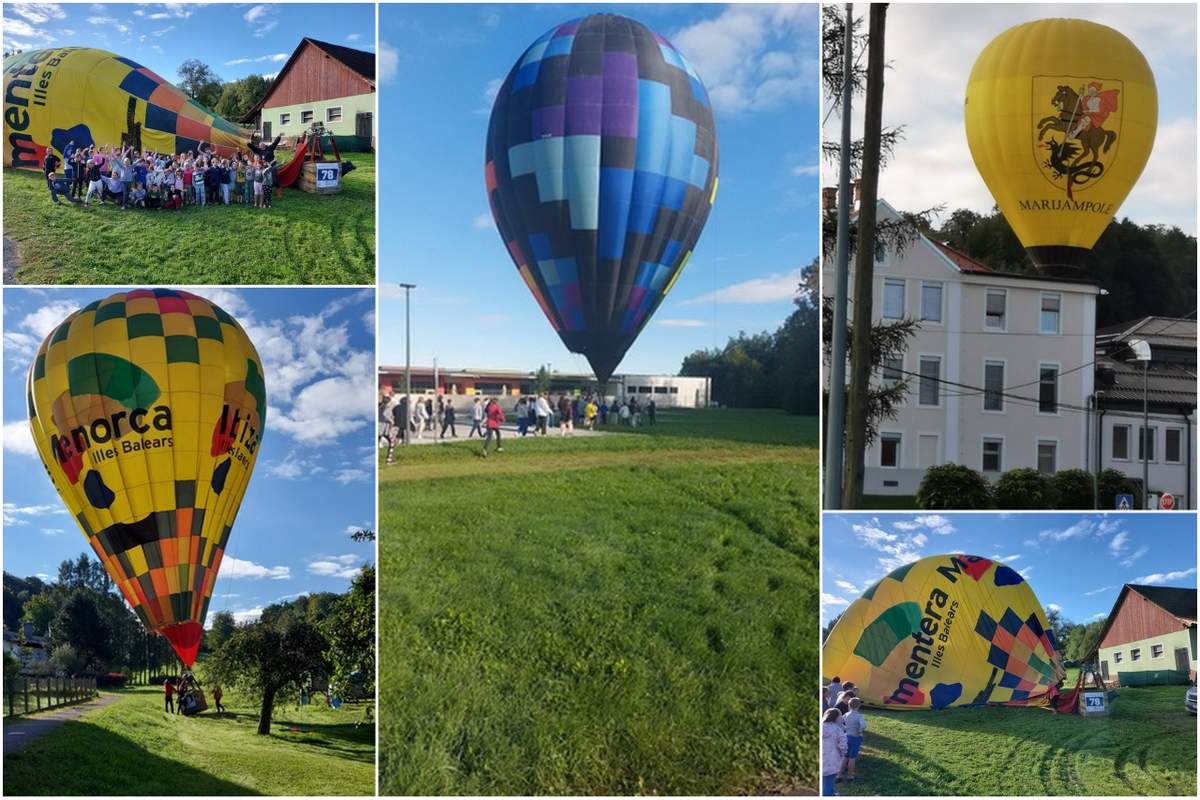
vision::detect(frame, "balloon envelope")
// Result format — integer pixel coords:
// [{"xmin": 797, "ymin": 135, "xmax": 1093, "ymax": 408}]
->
[
  {"xmin": 485, "ymin": 14, "xmax": 719, "ymax": 382},
  {"xmin": 27, "ymin": 290, "xmax": 266, "ymax": 666},
  {"xmin": 3, "ymin": 47, "xmax": 252, "ymax": 169},
  {"xmin": 965, "ymin": 19, "xmax": 1157, "ymax": 274},
  {"xmin": 823, "ymin": 554, "xmax": 1065, "ymax": 710}
]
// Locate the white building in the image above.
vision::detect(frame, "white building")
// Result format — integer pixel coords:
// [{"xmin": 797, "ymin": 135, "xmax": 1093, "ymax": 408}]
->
[{"xmin": 824, "ymin": 200, "xmax": 1101, "ymax": 495}]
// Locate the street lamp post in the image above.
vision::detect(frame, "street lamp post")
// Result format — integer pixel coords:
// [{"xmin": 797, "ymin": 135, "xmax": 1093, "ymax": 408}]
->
[
  {"xmin": 1129, "ymin": 338, "xmax": 1152, "ymax": 508},
  {"xmin": 400, "ymin": 283, "xmax": 416, "ymax": 447}
]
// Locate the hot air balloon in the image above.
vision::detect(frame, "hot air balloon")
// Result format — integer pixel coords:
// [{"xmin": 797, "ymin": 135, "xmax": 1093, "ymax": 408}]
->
[
  {"xmin": 27, "ymin": 290, "xmax": 266, "ymax": 667},
  {"xmin": 485, "ymin": 14, "xmax": 719, "ymax": 383},
  {"xmin": 3, "ymin": 47, "xmax": 258, "ymax": 169},
  {"xmin": 823, "ymin": 554, "xmax": 1065, "ymax": 710},
  {"xmin": 965, "ymin": 19, "xmax": 1157, "ymax": 275}
]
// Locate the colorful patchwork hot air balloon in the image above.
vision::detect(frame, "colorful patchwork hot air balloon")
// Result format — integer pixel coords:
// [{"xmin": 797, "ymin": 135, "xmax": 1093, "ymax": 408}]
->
[
  {"xmin": 27, "ymin": 290, "xmax": 266, "ymax": 666},
  {"xmin": 823, "ymin": 554, "xmax": 1065, "ymax": 710},
  {"xmin": 485, "ymin": 14, "xmax": 719, "ymax": 383},
  {"xmin": 965, "ymin": 19, "xmax": 1158, "ymax": 275},
  {"xmin": 3, "ymin": 47, "xmax": 252, "ymax": 169}
]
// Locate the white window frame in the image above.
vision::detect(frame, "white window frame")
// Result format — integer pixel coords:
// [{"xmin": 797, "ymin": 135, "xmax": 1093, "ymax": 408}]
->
[
  {"xmin": 982, "ymin": 358, "xmax": 1006, "ymax": 414},
  {"xmin": 916, "ymin": 431, "xmax": 941, "ymax": 469},
  {"xmin": 920, "ymin": 281, "xmax": 944, "ymax": 325},
  {"xmin": 917, "ymin": 354, "xmax": 942, "ymax": 408},
  {"xmin": 1151, "ymin": 643, "xmax": 1164, "ymax": 659},
  {"xmin": 300, "ymin": 109, "xmax": 315, "ymax": 124},
  {"xmin": 879, "ymin": 430, "xmax": 903, "ymax": 469},
  {"xmin": 1113, "ymin": 651, "xmax": 1123, "ymax": 663},
  {"xmin": 325, "ymin": 105, "xmax": 343, "ymax": 123},
  {"xmin": 1138, "ymin": 425, "xmax": 1158, "ymax": 463},
  {"xmin": 1130, "ymin": 647, "xmax": 1141, "ymax": 662},
  {"xmin": 1037, "ymin": 361, "xmax": 1060, "ymax": 416},
  {"xmin": 1111, "ymin": 423, "xmax": 1131, "ymax": 462},
  {"xmin": 985, "ymin": 288, "xmax": 1007, "ymax": 331},
  {"xmin": 1036, "ymin": 437, "xmax": 1059, "ymax": 475},
  {"xmin": 883, "ymin": 278, "xmax": 906, "ymax": 320},
  {"xmin": 881, "ymin": 354, "xmax": 904, "ymax": 389},
  {"xmin": 1164, "ymin": 426, "xmax": 1183, "ymax": 464},
  {"xmin": 1040, "ymin": 292, "xmax": 1062, "ymax": 335},
  {"xmin": 279, "ymin": 112, "xmax": 291, "ymax": 126},
  {"xmin": 981, "ymin": 435, "xmax": 1005, "ymax": 473}
]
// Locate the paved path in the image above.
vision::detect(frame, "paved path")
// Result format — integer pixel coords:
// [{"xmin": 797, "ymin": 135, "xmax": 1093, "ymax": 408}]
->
[{"xmin": 3, "ymin": 694, "xmax": 122, "ymax": 756}]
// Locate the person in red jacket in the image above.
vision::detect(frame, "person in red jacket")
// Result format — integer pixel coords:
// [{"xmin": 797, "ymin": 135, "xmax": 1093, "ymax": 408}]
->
[
  {"xmin": 163, "ymin": 678, "xmax": 175, "ymax": 714},
  {"xmin": 481, "ymin": 397, "xmax": 506, "ymax": 457}
]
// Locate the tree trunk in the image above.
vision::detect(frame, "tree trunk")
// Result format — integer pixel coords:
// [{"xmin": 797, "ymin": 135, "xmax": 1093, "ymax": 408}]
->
[{"xmin": 257, "ymin": 687, "xmax": 276, "ymax": 735}]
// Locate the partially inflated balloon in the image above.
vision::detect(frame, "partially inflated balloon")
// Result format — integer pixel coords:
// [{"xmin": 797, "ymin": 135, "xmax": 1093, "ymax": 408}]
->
[
  {"xmin": 823, "ymin": 554, "xmax": 1064, "ymax": 710},
  {"xmin": 27, "ymin": 290, "xmax": 266, "ymax": 666},
  {"xmin": 3, "ymin": 47, "xmax": 252, "ymax": 168},
  {"xmin": 485, "ymin": 14, "xmax": 719, "ymax": 383},
  {"xmin": 965, "ymin": 19, "xmax": 1157, "ymax": 274}
]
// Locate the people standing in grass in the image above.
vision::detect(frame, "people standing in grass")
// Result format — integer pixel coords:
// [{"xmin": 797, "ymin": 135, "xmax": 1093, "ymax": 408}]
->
[
  {"xmin": 84, "ymin": 154, "xmax": 105, "ymax": 206},
  {"xmin": 481, "ymin": 396, "xmax": 505, "ymax": 457},
  {"xmin": 840, "ymin": 697, "xmax": 867, "ymax": 784},
  {"xmin": 163, "ymin": 677, "xmax": 176, "ymax": 714},
  {"xmin": 648, "ymin": 399, "xmax": 657, "ymax": 425},
  {"xmin": 557, "ymin": 394, "xmax": 574, "ymax": 437},
  {"xmin": 441, "ymin": 398, "xmax": 457, "ymax": 438},
  {"xmin": 584, "ymin": 397, "xmax": 597, "ymax": 430},
  {"xmin": 535, "ymin": 393, "xmax": 552, "ymax": 436},
  {"xmin": 600, "ymin": 399, "xmax": 609, "ymax": 425},
  {"xmin": 618, "ymin": 400, "xmax": 630, "ymax": 425},
  {"xmin": 515, "ymin": 396, "xmax": 530, "ymax": 436},
  {"xmin": 469, "ymin": 397, "xmax": 485, "ymax": 438},
  {"xmin": 822, "ymin": 708, "xmax": 847, "ymax": 796},
  {"xmin": 262, "ymin": 159, "xmax": 275, "ymax": 208},
  {"xmin": 212, "ymin": 683, "xmax": 226, "ymax": 714}
]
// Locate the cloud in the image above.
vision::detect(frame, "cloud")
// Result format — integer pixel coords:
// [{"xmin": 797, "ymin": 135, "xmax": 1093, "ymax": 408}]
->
[
  {"xmin": 231, "ymin": 606, "xmax": 264, "ymax": 623},
  {"xmin": 1120, "ymin": 545, "xmax": 1149, "ymax": 568},
  {"xmin": 893, "ymin": 514, "xmax": 956, "ymax": 535},
  {"xmin": 221, "ymin": 556, "xmax": 290, "ymax": 581},
  {"xmin": 1084, "ymin": 585, "xmax": 1117, "ymax": 596},
  {"xmin": 473, "ymin": 77, "xmax": 504, "ymax": 115},
  {"xmin": 792, "ymin": 164, "xmax": 820, "ymax": 177},
  {"xmin": 670, "ymin": 4, "xmax": 815, "ymax": 115},
  {"xmin": 224, "ymin": 53, "xmax": 288, "ymax": 66},
  {"xmin": 480, "ymin": 8, "xmax": 500, "ymax": 29},
  {"xmin": 989, "ymin": 554, "xmax": 1021, "ymax": 563},
  {"xmin": 1108, "ymin": 530, "xmax": 1130, "ymax": 556},
  {"xmin": 1089, "ymin": 611, "xmax": 1108, "ymax": 621},
  {"xmin": 334, "ymin": 468, "xmax": 369, "ymax": 484},
  {"xmin": 655, "ymin": 319, "xmax": 709, "ymax": 328},
  {"xmin": 1046, "ymin": 603, "xmax": 1063, "ymax": 613},
  {"xmin": 4, "ymin": 17, "xmax": 55, "ymax": 40},
  {"xmin": 682, "ymin": 268, "xmax": 802, "ymax": 305},
  {"xmin": 307, "ymin": 554, "xmax": 363, "ymax": 579},
  {"xmin": 473, "ymin": 212, "xmax": 493, "ymax": 230},
  {"xmin": 834, "ymin": 579, "xmax": 859, "ymax": 594},
  {"xmin": 9, "ymin": 4, "xmax": 66, "ymax": 25},
  {"xmin": 378, "ymin": 41, "xmax": 399, "ymax": 83},
  {"xmin": 1039, "ymin": 518, "xmax": 1105, "ymax": 542},
  {"xmin": 3, "ymin": 421, "xmax": 37, "ymax": 456},
  {"xmin": 20, "ymin": 301, "xmax": 80, "ymax": 340},
  {"xmin": 347, "ymin": 33, "xmax": 362, "ymax": 42},
  {"xmin": 3, "ymin": 502, "xmax": 67, "ymax": 526},
  {"xmin": 243, "ymin": 4, "xmax": 278, "ymax": 37},
  {"xmin": 821, "ymin": 592, "xmax": 850, "ymax": 608},
  {"xmin": 1132, "ymin": 567, "xmax": 1196, "ymax": 586},
  {"xmin": 851, "ymin": 518, "xmax": 926, "ymax": 574}
]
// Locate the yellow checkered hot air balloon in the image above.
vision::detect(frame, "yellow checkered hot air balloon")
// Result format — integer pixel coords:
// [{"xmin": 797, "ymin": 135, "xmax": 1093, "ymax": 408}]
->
[
  {"xmin": 27, "ymin": 290, "xmax": 265, "ymax": 666},
  {"xmin": 3, "ymin": 47, "xmax": 252, "ymax": 169},
  {"xmin": 965, "ymin": 19, "xmax": 1158, "ymax": 275},
  {"xmin": 823, "ymin": 554, "xmax": 1065, "ymax": 710}
]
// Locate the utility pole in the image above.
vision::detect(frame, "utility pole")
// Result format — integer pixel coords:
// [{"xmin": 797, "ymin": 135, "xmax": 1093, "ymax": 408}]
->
[
  {"xmin": 400, "ymin": 283, "xmax": 416, "ymax": 447},
  {"xmin": 844, "ymin": 3, "xmax": 888, "ymax": 507},
  {"xmin": 824, "ymin": 3, "xmax": 855, "ymax": 510}
]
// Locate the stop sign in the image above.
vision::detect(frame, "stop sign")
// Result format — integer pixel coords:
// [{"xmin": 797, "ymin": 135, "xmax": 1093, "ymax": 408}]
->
[{"xmin": 1161, "ymin": 492, "xmax": 1176, "ymax": 510}]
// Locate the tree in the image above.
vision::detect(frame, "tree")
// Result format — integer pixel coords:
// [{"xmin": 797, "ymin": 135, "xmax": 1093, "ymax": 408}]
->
[
  {"xmin": 50, "ymin": 589, "xmax": 112, "ymax": 670},
  {"xmin": 21, "ymin": 594, "xmax": 56, "ymax": 635},
  {"xmin": 214, "ymin": 74, "xmax": 273, "ymax": 122},
  {"xmin": 325, "ymin": 566, "xmax": 375, "ymax": 696},
  {"xmin": 1065, "ymin": 619, "xmax": 1107, "ymax": 662},
  {"xmin": 177, "ymin": 59, "xmax": 223, "ymax": 109},
  {"xmin": 208, "ymin": 616, "xmax": 330, "ymax": 735},
  {"xmin": 49, "ymin": 643, "xmax": 85, "ymax": 676},
  {"xmin": 1043, "ymin": 606, "xmax": 1073, "ymax": 653},
  {"xmin": 208, "ymin": 611, "xmax": 236, "ymax": 653},
  {"xmin": 532, "ymin": 365, "xmax": 552, "ymax": 395}
]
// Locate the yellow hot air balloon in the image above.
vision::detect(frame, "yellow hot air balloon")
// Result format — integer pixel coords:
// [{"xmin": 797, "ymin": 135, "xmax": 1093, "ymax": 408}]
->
[
  {"xmin": 26, "ymin": 290, "xmax": 266, "ymax": 667},
  {"xmin": 3, "ymin": 47, "xmax": 251, "ymax": 169},
  {"xmin": 823, "ymin": 554, "xmax": 1065, "ymax": 710},
  {"xmin": 965, "ymin": 19, "xmax": 1157, "ymax": 274}
]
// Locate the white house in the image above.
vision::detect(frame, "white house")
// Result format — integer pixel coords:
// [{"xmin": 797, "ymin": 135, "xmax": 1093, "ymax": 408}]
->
[{"xmin": 824, "ymin": 200, "xmax": 1101, "ymax": 495}]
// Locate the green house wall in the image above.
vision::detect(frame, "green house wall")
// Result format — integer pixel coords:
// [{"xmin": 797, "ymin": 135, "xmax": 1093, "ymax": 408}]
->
[
  {"xmin": 1099, "ymin": 626, "xmax": 1196, "ymax": 685},
  {"xmin": 261, "ymin": 93, "xmax": 374, "ymax": 140}
]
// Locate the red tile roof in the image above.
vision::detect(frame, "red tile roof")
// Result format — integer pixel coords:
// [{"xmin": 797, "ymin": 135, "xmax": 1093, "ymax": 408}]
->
[{"xmin": 928, "ymin": 238, "xmax": 993, "ymax": 273}]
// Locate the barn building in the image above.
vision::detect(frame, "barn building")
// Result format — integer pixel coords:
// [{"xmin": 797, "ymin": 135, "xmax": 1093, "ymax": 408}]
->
[
  {"xmin": 1095, "ymin": 584, "xmax": 1196, "ymax": 686},
  {"xmin": 240, "ymin": 38, "xmax": 375, "ymax": 149}
]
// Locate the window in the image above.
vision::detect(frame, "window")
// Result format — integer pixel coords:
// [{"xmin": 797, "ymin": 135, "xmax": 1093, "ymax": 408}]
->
[
  {"xmin": 1130, "ymin": 648, "xmax": 1141, "ymax": 662},
  {"xmin": 985, "ymin": 289, "xmax": 1006, "ymax": 329},
  {"xmin": 1165, "ymin": 428, "xmax": 1182, "ymax": 463},
  {"xmin": 1038, "ymin": 365, "xmax": 1058, "ymax": 413},
  {"xmin": 653, "ymin": 386, "xmax": 668, "ymax": 394},
  {"xmin": 1112, "ymin": 425, "xmax": 1131, "ymax": 461},
  {"xmin": 921, "ymin": 282, "xmax": 943, "ymax": 323},
  {"xmin": 1037, "ymin": 439, "xmax": 1058, "ymax": 474},
  {"xmin": 300, "ymin": 109, "xmax": 314, "ymax": 124},
  {"xmin": 669, "ymin": 387, "xmax": 679, "ymax": 394},
  {"xmin": 983, "ymin": 361, "xmax": 1005, "ymax": 411},
  {"xmin": 326, "ymin": 106, "xmax": 342, "ymax": 123},
  {"xmin": 1151, "ymin": 644, "xmax": 1164, "ymax": 659},
  {"xmin": 1138, "ymin": 426, "xmax": 1156, "ymax": 461},
  {"xmin": 1113, "ymin": 651, "xmax": 1123, "ymax": 663},
  {"xmin": 918, "ymin": 356, "xmax": 941, "ymax": 407},
  {"xmin": 880, "ymin": 433, "xmax": 901, "ymax": 468},
  {"xmin": 1040, "ymin": 293, "xmax": 1061, "ymax": 334},
  {"xmin": 918, "ymin": 434, "xmax": 939, "ymax": 468},
  {"xmin": 883, "ymin": 279, "xmax": 905, "ymax": 319},
  {"xmin": 882, "ymin": 356, "xmax": 903, "ymax": 388},
  {"xmin": 637, "ymin": 386, "xmax": 652, "ymax": 394},
  {"xmin": 982, "ymin": 438, "xmax": 1004, "ymax": 472},
  {"xmin": 279, "ymin": 112, "xmax": 291, "ymax": 126}
]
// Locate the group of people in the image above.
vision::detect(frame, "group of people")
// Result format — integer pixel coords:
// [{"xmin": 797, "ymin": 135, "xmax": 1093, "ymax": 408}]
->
[
  {"xmin": 44, "ymin": 141, "xmax": 279, "ymax": 211},
  {"xmin": 821, "ymin": 677, "xmax": 868, "ymax": 796},
  {"xmin": 162, "ymin": 672, "xmax": 225, "ymax": 716}
]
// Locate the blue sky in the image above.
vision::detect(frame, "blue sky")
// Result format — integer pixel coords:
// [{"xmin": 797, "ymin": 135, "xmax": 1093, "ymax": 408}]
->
[
  {"xmin": 2, "ymin": 3, "xmax": 374, "ymax": 82},
  {"xmin": 3, "ymin": 287, "xmax": 376, "ymax": 625},
  {"xmin": 822, "ymin": 513, "xmax": 1197, "ymax": 625},
  {"xmin": 377, "ymin": 3, "xmax": 817, "ymax": 374}
]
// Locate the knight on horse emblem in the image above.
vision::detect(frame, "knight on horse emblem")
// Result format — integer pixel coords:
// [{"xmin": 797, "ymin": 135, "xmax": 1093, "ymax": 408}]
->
[{"xmin": 1034, "ymin": 76, "xmax": 1123, "ymax": 198}]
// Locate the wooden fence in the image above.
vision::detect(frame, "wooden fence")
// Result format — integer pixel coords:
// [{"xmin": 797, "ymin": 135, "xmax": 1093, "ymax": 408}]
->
[{"xmin": 3, "ymin": 676, "xmax": 97, "ymax": 718}]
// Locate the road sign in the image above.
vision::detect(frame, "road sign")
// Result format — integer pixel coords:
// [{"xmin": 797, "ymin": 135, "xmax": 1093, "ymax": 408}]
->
[
  {"xmin": 1160, "ymin": 492, "xmax": 1175, "ymax": 510},
  {"xmin": 1081, "ymin": 691, "xmax": 1109, "ymax": 716},
  {"xmin": 1115, "ymin": 494, "xmax": 1133, "ymax": 510}
]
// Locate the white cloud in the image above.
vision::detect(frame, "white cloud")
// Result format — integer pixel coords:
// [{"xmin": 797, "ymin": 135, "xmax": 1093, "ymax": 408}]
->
[
  {"xmin": 682, "ymin": 268, "xmax": 801, "ymax": 305},
  {"xmin": 10, "ymin": 4, "xmax": 66, "ymax": 25},
  {"xmin": 243, "ymin": 4, "xmax": 278, "ymax": 37},
  {"xmin": 989, "ymin": 554, "xmax": 1021, "ymax": 563},
  {"xmin": 1046, "ymin": 603, "xmax": 1063, "ymax": 613},
  {"xmin": 655, "ymin": 319, "xmax": 709, "ymax": 328},
  {"xmin": 1133, "ymin": 567, "xmax": 1196, "ymax": 586},
  {"xmin": 307, "ymin": 554, "xmax": 362, "ymax": 579},
  {"xmin": 21, "ymin": 301, "xmax": 80, "ymax": 340},
  {"xmin": 347, "ymin": 33, "xmax": 362, "ymax": 42},
  {"xmin": 1089, "ymin": 611, "xmax": 1108, "ymax": 621},
  {"xmin": 231, "ymin": 606, "xmax": 264, "ymax": 623},
  {"xmin": 475, "ymin": 77, "xmax": 504, "ymax": 115},
  {"xmin": 1018, "ymin": 566, "xmax": 1035, "ymax": 579},
  {"xmin": 1120, "ymin": 545, "xmax": 1149, "ymax": 568},
  {"xmin": 3, "ymin": 502, "xmax": 67, "ymax": 526},
  {"xmin": 473, "ymin": 212, "xmax": 493, "ymax": 230},
  {"xmin": 378, "ymin": 41, "xmax": 399, "ymax": 83},
  {"xmin": 224, "ymin": 53, "xmax": 288, "ymax": 66},
  {"xmin": 792, "ymin": 164, "xmax": 820, "ymax": 177},
  {"xmin": 480, "ymin": 8, "xmax": 500, "ymax": 29},
  {"xmin": 914, "ymin": 514, "xmax": 956, "ymax": 535},
  {"xmin": 3, "ymin": 421, "xmax": 37, "ymax": 456},
  {"xmin": 334, "ymin": 468, "xmax": 369, "ymax": 484},
  {"xmin": 221, "ymin": 555, "xmax": 290, "ymax": 581},
  {"xmin": 834, "ymin": 579, "xmax": 859, "ymax": 594},
  {"xmin": 1084, "ymin": 584, "xmax": 1117, "ymax": 596},
  {"xmin": 1040, "ymin": 519, "xmax": 1102, "ymax": 542},
  {"xmin": 821, "ymin": 592, "xmax": 850, "ymax": 608},
  {"xmin": 1108, "ymin": 530, "xmax": 1130, "ymax": 556},
  {"xmin": 40, "ymin": 528, "xmax": 63, "ymax": 536},
  {"xmin": 4, "ymin": 18, "xmax": 55, "ymax": 39}
]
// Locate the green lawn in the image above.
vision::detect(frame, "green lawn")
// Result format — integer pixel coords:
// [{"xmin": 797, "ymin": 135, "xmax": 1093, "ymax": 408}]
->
[
  {"xmin": 3, "ymin": 150, "xmax": 374, "ymax": 284},
  {"xmin": 835, "ymin": 686, "xmax": 1196, "ymax": 796},
  {"xmin": 379, "ymin": 409, "xmax": 819, "ymax": 794},
  {"xmin": 3, "ymin": 683, "xmax": 374, "ymax": 795}
]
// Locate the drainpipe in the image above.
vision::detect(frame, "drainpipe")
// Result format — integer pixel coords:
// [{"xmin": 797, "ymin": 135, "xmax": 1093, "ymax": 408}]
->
[
  {"xmin": 1186, "ymin": 410, "xmax": 1192, "ymax": 510},
  {"xmin": 1095, "ymin": 392, "xmax": 1106, "ymax": 510}
]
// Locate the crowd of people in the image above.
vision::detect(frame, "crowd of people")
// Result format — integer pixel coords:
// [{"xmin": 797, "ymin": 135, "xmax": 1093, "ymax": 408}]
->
[
  {"xmin": 43, "ymin": 140, "xmax": 279, "ymax": 211},
  {"xmin": 821, "ymin": 677, "xmax": 868, "ymax": 796},
  {"xmin": 162, "ymin": 671, "xmax": 224, "ymax": 716}
]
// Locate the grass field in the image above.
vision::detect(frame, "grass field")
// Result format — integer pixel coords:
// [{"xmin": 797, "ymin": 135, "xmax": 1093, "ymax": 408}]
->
[
  {"xmin": 2, "ymin": 150, "xmax": 374, "ymax": 284},
  {"xmin": 835, "ymin": 686, "xmax": 1196, "ymax": 796},
  {"xmin": 3, "ymin": 682, "xmax": 374, "ymax": 795},
  {"xmin": 378, "ymin": 408, "xmax": 819, "ymax": 794}
]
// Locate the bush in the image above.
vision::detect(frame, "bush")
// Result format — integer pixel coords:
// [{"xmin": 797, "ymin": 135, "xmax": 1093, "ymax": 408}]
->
[
  {"xmin": 994, "ymin": 468, "xmax": 1057, "ymax": 509},
  {"xmin": 96, "ymin": 672, "xmax": 126, "ymax": 688},
  {"xmin": 1097, "ymin": 469, "xmax": 1139, "ymax": 509},
  {"xmin": 1052, "ymin": 469, "xmax": 1095, "ymax": 509},
  {"xmin": 916, "ymin": 463, "xmax": 993, "ymax": 509}
]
